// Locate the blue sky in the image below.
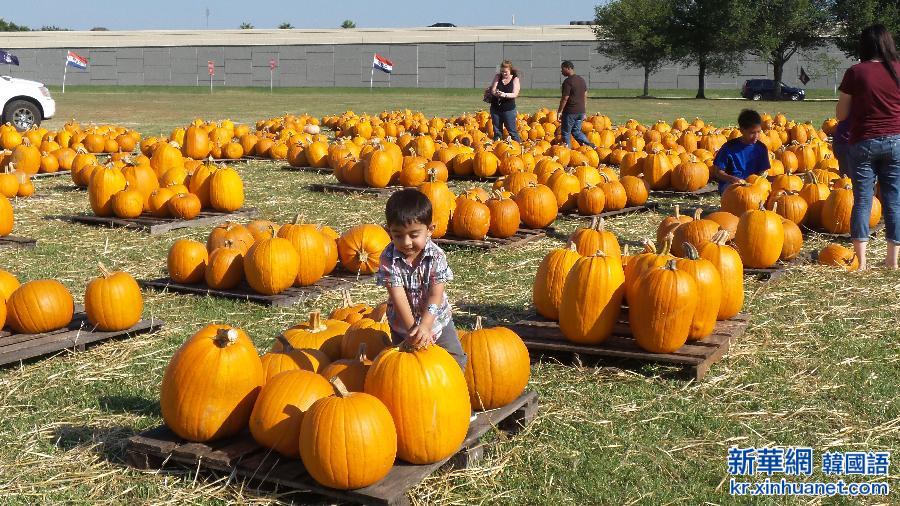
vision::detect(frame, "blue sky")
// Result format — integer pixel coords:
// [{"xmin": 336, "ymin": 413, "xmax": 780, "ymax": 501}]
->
[{"xmin": 7, "ymin": 1, "xmax": 600, "ymax": 30}]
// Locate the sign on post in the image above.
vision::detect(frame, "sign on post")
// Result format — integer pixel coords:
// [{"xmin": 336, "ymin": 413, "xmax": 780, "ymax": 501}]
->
[
  {"xmin": 269, "ymin": 58, "xmax": 277, "ymax": 93},
  {"xmin": 208, "ymin": 60, "xmax": 214, "ymax": 93}
]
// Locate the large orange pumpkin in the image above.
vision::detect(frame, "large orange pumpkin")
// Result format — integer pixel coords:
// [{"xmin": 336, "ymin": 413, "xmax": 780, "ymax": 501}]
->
[
  {"xmin": 6, "ymin": 279, "xmax": 74, "ymax": 334},
  {"xmin": 299, "ymin": 378, "xmax": 397, "ymax": 490},
  {"xmin": 460, "ymin": 317, "xmax": 530, "ymax": 410},
  {"xmin": 558, "ymin": 251, "xmax": 625, "ymax": 344},
  {"xmin": 160, "ymin": 325, "xmax": 264, "ymax": 442},
  {"xmin": 365, "ymin": 344, "xmax": 470, "ymax": 464},
  {"xmin": 533, "ymin": 243, "xmax": 581, "ymax": 320},
  {"xmin": 84, "ymin": 263, "xmax": 143, "ymax": 331},
  {"xmin": 629, "ymin": 260, "xmax": 698, "ymax": 353},
  {"xmin": 337, "ymin": 224, "xmax": 391, "ymax": 275}
]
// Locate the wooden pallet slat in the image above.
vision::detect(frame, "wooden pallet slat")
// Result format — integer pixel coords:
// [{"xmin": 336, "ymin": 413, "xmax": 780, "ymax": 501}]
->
[
  {"xmin": 139, "ymin": 271, "xmax": 370, "ymax": 307},
  {"xmin": 509, "ymin": 310, "xmax": 749, "ymax": 381},
  {"xmin": 282, "ymin": 165, "xmax": 334, "ymax": 174},
  {"xmin": 126, "ymin": 390, "xmax": 538, "ymax": 505},
  {"xmin": 433, "ymin": 228, "xmax": 546, "ymax": 250},
  {"xmin": 30, "ymin": 170, "xmax": 72, "ymax": 179},
  {"xmin": 651, "ymin": 184, "xmax": 719, "ymax": 199},
  {"xmin": 0, "ymin": 235, "xmax": 37, "ymax": 249},
  {"xmin": 561, "ymin": 201, "xmax": 659, "ymax": 220},
  {"xmin": 61, "ymin": 208, "xmax": 259, "ymax": 235},
  {"xmin": 0, "ymin": 313, "xmax": 163, "ymax": 366}
]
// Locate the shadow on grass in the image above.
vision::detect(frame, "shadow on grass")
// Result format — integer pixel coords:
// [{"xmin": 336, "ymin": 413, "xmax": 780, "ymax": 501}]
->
[
  {"xmin": 53, "ymin": 423, "xmax": 141, "ymax": 463},
  {"xmin": 99, "ymin": 394, "xmax": 162, "ymax": 418}
]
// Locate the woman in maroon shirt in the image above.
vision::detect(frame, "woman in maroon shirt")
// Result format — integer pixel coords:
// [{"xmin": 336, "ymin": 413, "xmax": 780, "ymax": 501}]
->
[{"xmin": 836, "ymin": 25, "xmax": 900, "ymax": 270}]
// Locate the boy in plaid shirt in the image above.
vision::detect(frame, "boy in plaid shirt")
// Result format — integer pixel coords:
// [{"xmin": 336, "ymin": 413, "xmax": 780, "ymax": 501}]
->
[{"xmin": 376, "ymin": 189, "xmax": 467, "ymax": 370}]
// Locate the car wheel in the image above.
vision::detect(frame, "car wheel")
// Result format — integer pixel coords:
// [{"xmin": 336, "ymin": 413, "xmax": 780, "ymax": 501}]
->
[
  {"xmin": 751, "ymin": 94, "xmax": 762, "ymax": 101},
  {"xmin": 3, "ymin": 100, "xmax": 41, "ymax": 132},
  {"xmin": 790, "ymin": 94, "xmax": 800, "ymax": 101}
]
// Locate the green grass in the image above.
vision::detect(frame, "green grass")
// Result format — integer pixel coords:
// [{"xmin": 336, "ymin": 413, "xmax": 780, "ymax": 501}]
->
[{"xmin": 0, "ymin": 88, "xmax": 896, "ymax": 504}]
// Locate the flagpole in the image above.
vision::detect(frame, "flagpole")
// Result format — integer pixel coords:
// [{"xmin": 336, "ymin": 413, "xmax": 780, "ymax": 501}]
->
[
  {"xmin": 62, "ymin": 62, "xmax": 67, "ymax": 94},
  {"xmin": 370, "ymin": 54, "xmax": 375, "ymax": 91}
]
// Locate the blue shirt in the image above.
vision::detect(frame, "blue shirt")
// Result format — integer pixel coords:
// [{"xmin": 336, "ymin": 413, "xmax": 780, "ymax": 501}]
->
[
  {"xmin": 375, "ymin": 240, "xmax": 454, "ymax": 340},
  {"xmin": 713, "ymin": 138, "xmax": 770, "ymax": 193}
]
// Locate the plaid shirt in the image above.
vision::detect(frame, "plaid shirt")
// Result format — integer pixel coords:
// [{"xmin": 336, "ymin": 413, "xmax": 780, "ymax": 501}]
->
[{"xmin": 376, "ymin": 240, "xmax": 453, "ymax": 339}]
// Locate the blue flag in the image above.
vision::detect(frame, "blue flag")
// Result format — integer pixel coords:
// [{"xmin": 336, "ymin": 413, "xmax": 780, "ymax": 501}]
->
[{"xmin": 0, "ymin": 50, "xmax": 19, "ymax": 66}]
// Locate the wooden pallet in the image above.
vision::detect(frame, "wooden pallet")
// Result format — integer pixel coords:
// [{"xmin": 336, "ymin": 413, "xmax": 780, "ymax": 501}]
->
[
  {"xmin": 281, "ymin": 165, "xmax": 333, "ymax": 174},
  {"xmin": 0, "ymin": 235, "xmax": 36, "ymax": 249},
  {"xmin": 126, "ymin": 390, "xmax": 538, "ymax": 506},
  {"xmin": 744, "ymin": 255, "xmax": 810, "ymax": 281},
  {"xmin": 508, "ymin": 310, "xmax": 749, "ymax": 381},
  {"xmin": 448, "ymin": 174, "xmax": 499, "ymax": 182},
  {"xmin": 651, "ymin": 183, "xmax": 719, "ymax": 199},
  {"xmin": 30, "ymin": 170, "xmax": 72, "ymax": 179},
  {"xmin": 309, "ymin": 183, "xmax": 408, "ymax": 197},
  {"xmin": 0, "ymin": 307, "xmax": 163, "ymax": 366},
  {"xmin": 139, "ymin": 271, "xmax": 371, "ymax": 307},
  {"xmin": 433, "ymin": 228, "xmax": 546, "ymax": 250},
  {"xmin": 561, "ymin": 201, "xmax": 659, "ymax": 220},
  {"xmin": 802, "ymin": 223, "xmax": 884, "ymax": 241},
  {"xmin": 61, "ymin": 208, "xmax": 259, "ymax": 235}
]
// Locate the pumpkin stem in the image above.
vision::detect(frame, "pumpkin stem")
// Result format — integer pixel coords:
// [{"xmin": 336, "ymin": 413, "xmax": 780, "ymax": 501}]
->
[
  {"xmin": 292, "ymin": 213, "xmax": 303, "ymax": 224},
  {"xmin": 214, "ymin": 328, "xmax": 239, "ymax": 347},
  {"xmin": 692, "ymin": 208, "xmax": 703, "ymax": 220},
  {"xmin": 661, "ymin": 233, "xmax": 674, "ymax": 256},
  {"xmin": 329, "ymin": 376, "xmax": 351, "ymax": 398},
  {"xmin": 663, "ymin": 258, "xmax": 679, "ymax": 271},
  {"xmin": 592, "ymin": 249, "xmax": 608, "ymax": 257},
  {"xmin": 97, "ymin": 261, "xmax": 112, "ymax": 278},
  {"xmin": 309, "ymin": 311, "xmax": 326, "ymax": 332},
  {"xmin": 275, "ymin": 333, "xmax": 295, "ymax": 352},
  {"xmin": 340, "ymin": 289, "xmax": 352, "ymax": 307},
  {"xmin": 474, "ymin": 316, "xmax": 483, "ymax": 330},
  {"xmin": 674, "ymin": 204, "xmax": 681, "ymax": 219},
  {"xmin": 683, "ymin": 242, "xmax": 701, "ymax": 260},
  {"xmin": 642, "ymin": 238, "xmax": 657, "ymax": 254},
  {"xmin": 771, "ymin": 201, "xmax": 779, "ymax": 214}
]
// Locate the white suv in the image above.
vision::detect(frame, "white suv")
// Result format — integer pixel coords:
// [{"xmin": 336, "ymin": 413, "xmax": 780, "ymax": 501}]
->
[{"xmin": 1, "ymin": 76, "xmax": 56, "ymax": 131}]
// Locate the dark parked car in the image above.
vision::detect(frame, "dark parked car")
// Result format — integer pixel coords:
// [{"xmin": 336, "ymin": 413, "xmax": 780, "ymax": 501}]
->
[
  {"xmin": 428, "ymin": 22, "xmax": 456, "ymax": 27},
  {"xmin": 741, "ymin": 79, "xmax": 806, "ymax": 101}
]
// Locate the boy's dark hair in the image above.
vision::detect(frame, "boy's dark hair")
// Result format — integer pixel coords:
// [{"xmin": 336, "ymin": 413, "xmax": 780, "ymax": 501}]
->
[
  {"xmin": 385, "ymin": 189, "xmax": 433, "ymax": 227},
  {"xmin": 738, "ymin": 109, "xmax": 763, "ymax": 129},
  {"xmin": 561, "ymin": 60, "xmax": 575, "ymax": 70}
]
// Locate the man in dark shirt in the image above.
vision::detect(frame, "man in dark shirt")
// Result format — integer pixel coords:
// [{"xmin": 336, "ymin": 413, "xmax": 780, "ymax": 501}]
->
[{"xmin": 557, "ymin": 61, "xmax": 595, "ymax": 148}]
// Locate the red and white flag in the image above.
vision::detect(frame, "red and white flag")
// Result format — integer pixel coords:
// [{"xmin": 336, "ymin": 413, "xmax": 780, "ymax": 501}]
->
[
  {"xmin": 373, "ymin": 54, "xmax": 393, "ymax": 74},
  {"xmin": 66, "ymin": 50, "xmax": 88, "ymax": 69}
]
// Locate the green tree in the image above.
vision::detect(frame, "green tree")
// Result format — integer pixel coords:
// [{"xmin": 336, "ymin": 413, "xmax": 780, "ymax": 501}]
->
[
  {"xmin": 593, "ymin": 0, "xmax": 673, "ymax": 97},
  {"xmin": 832, "ymin": 0, "xmax": 900, "ymax": 58},
  {"xmin": 240, "ymin": 22, "xmax": 254, "ymax": 29},
  {"xmin": 0, "ymin": 18, "xmax": 30, "ymax": 31},
  {"xmin": 746, "ymin": 0, "xmax": 829, "ymax": 97},
  {"xmin": 341, "ymin": 19, "xmax": 356, "ymax": 29},
  {"xmin": 278, "ymin": 22, "xmax": 294, "ymax": 29},
  {"xmin": 666, "ymin": 0, "xmax": 750, "ymax": 99}
]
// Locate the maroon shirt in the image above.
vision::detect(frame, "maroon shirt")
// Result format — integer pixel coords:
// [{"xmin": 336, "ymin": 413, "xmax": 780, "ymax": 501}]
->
[{"xmin": 839, "ymin": 60, "xmax": 900, "ymax": 143}]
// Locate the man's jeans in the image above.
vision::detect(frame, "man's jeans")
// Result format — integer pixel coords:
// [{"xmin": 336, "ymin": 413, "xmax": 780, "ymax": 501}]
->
[{"xmin": 560, "ymin": 113, "xmax": 594, "ymax": 148}]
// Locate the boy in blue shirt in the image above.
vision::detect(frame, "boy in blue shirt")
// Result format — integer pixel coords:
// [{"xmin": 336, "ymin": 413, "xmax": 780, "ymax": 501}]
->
[{"xmin": 713, "ymin": 109, "xmax": 770, "ymax": 193}]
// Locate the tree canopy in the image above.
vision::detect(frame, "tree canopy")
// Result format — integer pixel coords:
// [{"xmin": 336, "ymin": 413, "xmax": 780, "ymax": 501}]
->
[
  {"xmin": 341, "ymin": 20, "xmax": 356, "ymax": 29},
  {"xmin": 832, "ymin": 0, "xmax": 900, "ymax": 58},
  {"xmin": 593, "ymin": 0, "xmax": 672, "ymax": 97}
]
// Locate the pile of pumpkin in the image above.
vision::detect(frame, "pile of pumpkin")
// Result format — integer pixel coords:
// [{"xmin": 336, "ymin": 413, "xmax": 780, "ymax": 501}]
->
[
  {"xmin": 1, "ymin": 121, "xmax": 141, "ymax": 158},
  {"xmin": 167, "ymin": 220, "xmax": 391, "ymax": 294},
  {"xmin": 533, "ymin": 218, "xmax": 743, "ymax": 353},
  {"xmin": 80, "ymin": 152, "xmax": 245, "ymax": 220},
  {"xmin": 160, "ymin": 301, "xmax": 530, "ymax": 490},
  {"xmin": 0, "ymin": 265, "xmax": 143, "ymax": 335}
]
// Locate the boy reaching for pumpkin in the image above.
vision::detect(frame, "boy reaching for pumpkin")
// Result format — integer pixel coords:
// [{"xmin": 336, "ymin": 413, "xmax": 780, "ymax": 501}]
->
[
  {"xmin": 713, "ymin": 109, "xmax": 771, "ymax": 193},
  {"xmin": 376, "ymin": 189, "xmax": 469, "ymax": 371}
]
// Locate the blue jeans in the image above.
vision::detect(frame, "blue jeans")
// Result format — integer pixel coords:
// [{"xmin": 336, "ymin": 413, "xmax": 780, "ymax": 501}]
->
[
  {"xmin": 833, "ymin": 141, "xmax": 850, "ymax": 177},
  {"xmin": 490, "ymin": 108, "xmax": 520, "ymax": 142},
  {"xmin": 848, "ymin": 134, "xmax": 900, "ymax": 243},
  {"xmin": 560, "ymin": 113, "xmax": 595, "ymax": 148}
]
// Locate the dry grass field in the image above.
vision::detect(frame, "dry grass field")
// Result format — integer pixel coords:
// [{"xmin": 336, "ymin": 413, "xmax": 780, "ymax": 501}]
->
[{"xmin": 0, "ymin": 87, "xmax": 895, "ymax": 504}]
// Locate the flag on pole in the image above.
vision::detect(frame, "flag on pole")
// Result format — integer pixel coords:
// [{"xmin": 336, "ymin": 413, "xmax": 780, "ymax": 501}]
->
[
  {"xmin": 798, "ymin": 67, "xmax": 810, "ymax": 85},
  {"xmin": 0, "ymin": 50, "xmax": 19, "ymax": 66},
  {"xmin": 66, "ymin": 50, "xmax": 88, "ymax": 69},
  {"xmin": 373, "ymin": 54, "xmax": 393, "ymax": 74}
]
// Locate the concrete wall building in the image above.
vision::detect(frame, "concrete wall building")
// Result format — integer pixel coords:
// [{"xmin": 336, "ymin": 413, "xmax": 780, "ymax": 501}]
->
[{"xmin": 1, "ymin": 25, "xmax": 854, "ymax": 90}]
